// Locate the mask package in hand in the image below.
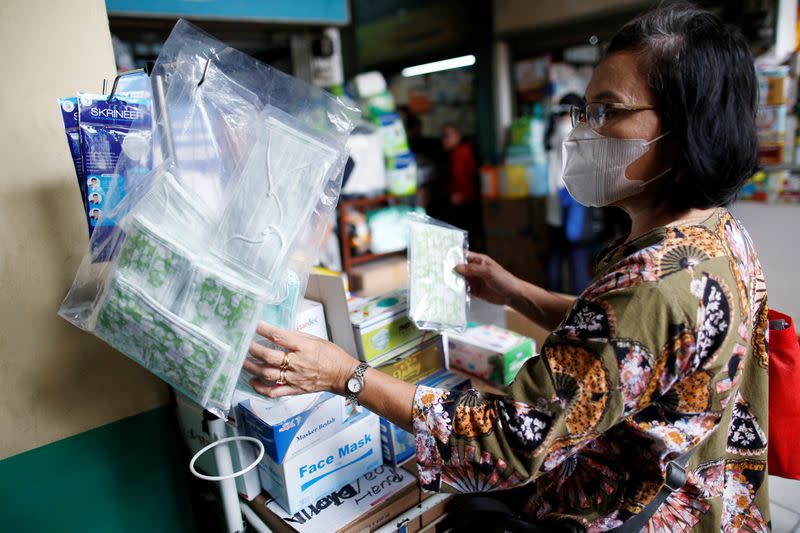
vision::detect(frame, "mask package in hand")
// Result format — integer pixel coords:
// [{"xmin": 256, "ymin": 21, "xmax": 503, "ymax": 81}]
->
[
  {"xmin": 407, "ymin": 213, "xmax": 469, "ymax": 333},
  {"xmin": 58, "ymin": 20, "xmax": 359, "ymax": 417}
]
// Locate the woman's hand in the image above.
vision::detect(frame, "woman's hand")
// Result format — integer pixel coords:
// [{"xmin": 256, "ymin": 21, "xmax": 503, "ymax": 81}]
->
[
  {"xmin": 455, "ymin": 251, "xmax": 521, "ymax": 306},
  {"xmin": 243, "ymin": 321, "xmax": 359, "ymax": 399}
]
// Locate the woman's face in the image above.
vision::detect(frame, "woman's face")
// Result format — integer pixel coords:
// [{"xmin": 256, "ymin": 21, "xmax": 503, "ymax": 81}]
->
[{"xmin": 584, "ymin": 51, "xmax": 674, "ymax": 188}]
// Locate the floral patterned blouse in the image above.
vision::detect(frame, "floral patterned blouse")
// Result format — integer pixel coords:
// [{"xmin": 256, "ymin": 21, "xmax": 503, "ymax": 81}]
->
[{"xmin": 412, "ymin": 208, "xmax": 769, "ymax": 532}]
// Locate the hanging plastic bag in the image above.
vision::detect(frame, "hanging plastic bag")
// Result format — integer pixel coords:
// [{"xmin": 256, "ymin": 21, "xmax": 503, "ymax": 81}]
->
[
  {"xmin": 407, "ymin": 213, "xmax": 469, "ymax": 333},
  {"xmin": 58, "ymin": 19, "xmax": 358, "ymax": 417}
]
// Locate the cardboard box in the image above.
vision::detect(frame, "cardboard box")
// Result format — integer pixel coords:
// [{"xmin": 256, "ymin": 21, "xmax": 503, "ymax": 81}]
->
[
  {"xmin": 381, "ymin": 370, "xmax": 471, "ymax": 466},
  {"xmin": 448, "ymin": 324, "xmax": 536, "ymax": 387},
  {"xmin": 174, "ymin": 392, "xmax": 261, "ymax": 501},
  {"xmin": 238, "ymin": 393, "xmax": 369, "ymax": 464},
  {"xmin": 349, "ymin": 289, "xmax": 424, "ymax": 364},
  {"xmin": 350, "ymin": 255, "xmax": 408, "ymax": 297},
  {"xmin": 255, "ymin": 413, "xmax": 383, "ymax": 515},
  {"xmin": 247, "ymin": 464, "xmax": 420, "ymax": 533},
  {"xmin": 305, "ymin": 272, "xmax": 358, "ymax": 358},
  {"xmin": 375, "ymin": 335, "xmax": 446, "ymax": 382}
]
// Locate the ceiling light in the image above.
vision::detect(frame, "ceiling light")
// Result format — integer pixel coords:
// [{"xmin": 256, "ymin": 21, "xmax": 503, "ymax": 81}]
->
[{"xmin": 401, "ymin": 55, "xmax": 476, "ymax": 77}]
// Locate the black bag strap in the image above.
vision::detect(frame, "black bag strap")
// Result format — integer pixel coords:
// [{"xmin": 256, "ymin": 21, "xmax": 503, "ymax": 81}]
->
[
  {"xmin": 611, "ymin": 448, "xmax": 695, "ymax": 533},
  {"xmin": 466, "ymin": 496, "xmax": 541, "ymax": 532}
]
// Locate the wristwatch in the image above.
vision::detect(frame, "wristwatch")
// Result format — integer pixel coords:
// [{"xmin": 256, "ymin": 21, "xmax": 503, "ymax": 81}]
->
[{"xmin": 345, "ymin": 362, "xmax": 370, "ymax": 405}]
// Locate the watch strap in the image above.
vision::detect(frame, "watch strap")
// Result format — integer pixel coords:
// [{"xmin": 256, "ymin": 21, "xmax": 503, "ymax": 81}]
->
[{"xmin": 346, "ymin": 362, "xmax": 370, "ymax": 405}]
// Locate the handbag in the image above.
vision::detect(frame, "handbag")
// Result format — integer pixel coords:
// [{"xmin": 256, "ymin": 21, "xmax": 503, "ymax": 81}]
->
[{"xmin": 767, "ymin": 309, "xmax": 800, "ymax": 480}]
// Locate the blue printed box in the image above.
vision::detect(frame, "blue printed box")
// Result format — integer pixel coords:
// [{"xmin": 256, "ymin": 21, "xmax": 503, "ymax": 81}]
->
[
  {"xmin": 238, "ymin": 392, "xmax": 367, "ymax": 464},
  {"xmin": 255, "ymin": 413, "xmax": 382, "ymax": 515}
]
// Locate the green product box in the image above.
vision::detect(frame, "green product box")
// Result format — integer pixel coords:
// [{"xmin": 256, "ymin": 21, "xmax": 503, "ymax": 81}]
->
[
  {"xmin": 447, "ymin": 323, "xmax": 536, "ymax": 387},
  {"xmin": 349, "ymin": 289, "xmax": 424, "ymax": 363}
]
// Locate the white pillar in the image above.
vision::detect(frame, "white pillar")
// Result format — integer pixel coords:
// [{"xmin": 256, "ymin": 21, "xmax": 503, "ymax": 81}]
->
[
  {"xmin": 493, "ymin": 40, "xmax": 513, "ymax": 159},
  {"xmin": 775, "ymin": 0, "xmax": 797, "ymax": 62}
]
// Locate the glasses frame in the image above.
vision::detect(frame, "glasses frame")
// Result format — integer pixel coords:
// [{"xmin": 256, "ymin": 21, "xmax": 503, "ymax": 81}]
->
[{"xmin": 570, "ymin": 102, "xmax": 657, "ymax": 130}]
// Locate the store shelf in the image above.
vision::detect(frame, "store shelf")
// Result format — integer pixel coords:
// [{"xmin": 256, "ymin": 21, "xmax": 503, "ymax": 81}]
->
[{"xmin": 337, "ymin": 189, "xmax": 426, "ymax": 276}]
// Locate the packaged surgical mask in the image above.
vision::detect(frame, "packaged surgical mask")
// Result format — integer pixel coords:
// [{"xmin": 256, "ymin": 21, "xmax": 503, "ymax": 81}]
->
[
  {"xmin": 59, "ymin": 19, "xmax": 359, "ymax": 418},
  {"xmin": 213, "ymin": 108, "xmax": 341, "ymax": 281},
  {"xmin": 58, "ymin": 97, "xmax": 89, "ymax": 231},
  {"xmin": 561, "ymin": 122, "xmax": 669, "ymax": 207},
  {"xmin": 78, "ymin": 93, "xmax": 152, "ymax": 256},
  {"xmin": 407, "ymin": 213, "xmax": 469, "ymax": 333}
]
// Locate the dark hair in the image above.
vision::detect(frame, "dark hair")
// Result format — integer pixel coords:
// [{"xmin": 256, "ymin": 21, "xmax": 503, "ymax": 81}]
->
[{"xmin": 606, "ymin": 1, "xmax": 758, "ymax": 210}]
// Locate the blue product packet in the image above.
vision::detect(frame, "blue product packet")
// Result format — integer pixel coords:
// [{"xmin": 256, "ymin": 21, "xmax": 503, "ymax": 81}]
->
[
  {"xmin": 77, "ymin": 93, "xmax": 152, "ymax": 260},
  {"xmin": 58, "ymin": 97, "xmax": 89, "ymax": 232}
]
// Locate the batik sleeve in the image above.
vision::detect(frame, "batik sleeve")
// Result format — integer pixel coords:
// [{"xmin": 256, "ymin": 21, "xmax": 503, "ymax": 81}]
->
[{"xmin": 412, "ymin": 281, "xmax": 697, "ymax": 492}]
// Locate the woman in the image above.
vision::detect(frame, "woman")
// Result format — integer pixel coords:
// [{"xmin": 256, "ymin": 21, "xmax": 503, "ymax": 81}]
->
[{"xmin": 244, "ymin": 3, "xmax": 768, "ymax": 531}]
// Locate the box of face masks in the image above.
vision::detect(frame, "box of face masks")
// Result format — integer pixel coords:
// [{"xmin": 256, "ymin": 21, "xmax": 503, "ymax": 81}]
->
[
  {"xmin": 380, "ymin": 369, "xmax": 471, "ymax": 466},
  {"xmin": 448, "ymin": 323, "xmax": 536, "ymax": 387},
  {"xmin": 349, "ymin": 289, "xmax": 424, "ymax": 364},
  {"xmin": 238, "ymin": 392, "xmax": 368, "ymax": 464},
  {"xmin": 256, "ymin": 412, "xmax": 383, "ymax": 515}
]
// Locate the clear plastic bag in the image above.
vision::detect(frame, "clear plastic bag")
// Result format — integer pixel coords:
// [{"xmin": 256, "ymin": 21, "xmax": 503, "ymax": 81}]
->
[
  {"xmin": 58, "ymin": 19, "xmax": 359, "ymax": 417},
  {"xmin": 407, "ymin": 213, "xmax": 469, "ymax": 334}
]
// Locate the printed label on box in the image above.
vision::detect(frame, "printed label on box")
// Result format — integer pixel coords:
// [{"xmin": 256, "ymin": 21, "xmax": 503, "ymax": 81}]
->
[
  {"xmin": 257, "ymin": 414, "xmax": 383, "ymax": 515},
  {"xmin": 261, "ymin": 464, "xmax": 416, "ymax": 533}
]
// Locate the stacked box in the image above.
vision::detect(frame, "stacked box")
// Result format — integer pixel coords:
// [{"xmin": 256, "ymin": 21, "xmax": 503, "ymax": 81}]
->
[
  {"xmin": 448, "ymin": 323, "xmax": 536, "ymax": 388},
  {"xmin": 239, "ymin": 394, "xmax": 381, "ymax": 514},
  {"xmin": 349, "ymin": 289, "xmax": 424, "ymax": 365}
]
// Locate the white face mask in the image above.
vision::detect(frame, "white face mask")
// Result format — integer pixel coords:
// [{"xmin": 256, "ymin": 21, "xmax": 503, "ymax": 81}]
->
[{"xmin": 561, "ymin": 122, "xmax": 670, "ymax": 207}]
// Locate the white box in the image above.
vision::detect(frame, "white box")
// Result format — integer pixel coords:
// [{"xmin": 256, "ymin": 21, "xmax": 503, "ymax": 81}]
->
[
  {"xmin": 238, "ymin": 393, "xmax": 369, "ymax": 464},
  {"xmin": 294, "ymin": 299, "xmax": 328, "ymax": 340},
  {"xmin": 254, "ymin": 464, "xmax": 418, "ymax": 533},
  {"xmin": 174, "ymin": 393, "xmax": 261, "ymax": 501},
  {"xmin": 256, "ymin": 413, "xmax": 383, "ymax": 515}
]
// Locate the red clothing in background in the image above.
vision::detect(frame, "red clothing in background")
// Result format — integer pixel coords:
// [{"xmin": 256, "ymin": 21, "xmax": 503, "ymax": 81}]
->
[{"xmin": 448, "ymin": 143, "xmax": 477, "ymax": 203}]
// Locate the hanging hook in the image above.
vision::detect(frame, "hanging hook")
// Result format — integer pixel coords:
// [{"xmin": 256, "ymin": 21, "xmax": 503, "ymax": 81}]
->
[
  {"xmin": 107, "ymin": 68, "xmax": 146, "ymax": 102},
  {"xmin": 197, "ymin": 57, "xmax": 211, "ymax": 87}
]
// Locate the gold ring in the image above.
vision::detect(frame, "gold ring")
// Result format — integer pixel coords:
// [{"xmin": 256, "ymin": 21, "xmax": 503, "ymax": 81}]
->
[
  {"xmin": 277, "ymin": 368, "xmax": 287, "ymax": 385},
  {"xmin": 280, "ymin": 352, "xmax": 291, "ymax": 372}
]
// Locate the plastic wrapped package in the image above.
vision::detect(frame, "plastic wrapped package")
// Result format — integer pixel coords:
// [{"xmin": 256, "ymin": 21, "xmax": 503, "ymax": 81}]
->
[
  {"xmin": 58, "ymin": 19, "xmax": 359, "ymax": 417},
  {"xmin": 407, "ymin": 213, "xmax": 469, "ymax": 333}
]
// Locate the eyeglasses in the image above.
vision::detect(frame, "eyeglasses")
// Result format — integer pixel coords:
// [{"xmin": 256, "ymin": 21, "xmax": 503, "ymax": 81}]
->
[{"xmin": 570, "ymin": 102, "xmax": 657, "ymax": 130}]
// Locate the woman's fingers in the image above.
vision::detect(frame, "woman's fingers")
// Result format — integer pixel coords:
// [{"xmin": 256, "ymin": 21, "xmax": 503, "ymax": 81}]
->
[
  {"xmin": 249, "ymin": 378, "xmax": 304, "ymax": 399},
  {"xmin": 466, "ymin": 251, "xmax": 490, "ymax": 265},
  {"xmin": 248, "ymin": 341, "xmax": 285, "ymax": 366},
  {"xmin": 255, "ymin": 321, "xmax": 303, "ymax": 351},
  {"xmin": 457, "ymin": 261, "xmax": 491, "ymax": 278},
  {"xmin": 243, "ymin": 358, "xmax": 282, "ymax": 382}
]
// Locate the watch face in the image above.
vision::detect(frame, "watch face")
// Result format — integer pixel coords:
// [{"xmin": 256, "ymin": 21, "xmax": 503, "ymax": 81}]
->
[{"xmin": 347, "ymin": 377, "xmax": 362, "ymax": 394}]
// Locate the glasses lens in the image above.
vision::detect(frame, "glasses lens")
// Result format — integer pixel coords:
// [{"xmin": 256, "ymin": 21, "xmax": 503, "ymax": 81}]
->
[
  {"xmin": 570, "ymin": 106, "xmax": 581, "ymax": 128},
  {"xmin": 588, "ymin": 103, "xmax": 606, "ymax": 130}
]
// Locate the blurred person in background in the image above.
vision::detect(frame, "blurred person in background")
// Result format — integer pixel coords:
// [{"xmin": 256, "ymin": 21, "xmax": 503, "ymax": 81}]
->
[
  {"xmin": 246, "ymin": 3, "xmax": 768, "ymax": 531},
  {"xmin": 439, "ymin": 122, "xmax": 482, "ymax": 247}
]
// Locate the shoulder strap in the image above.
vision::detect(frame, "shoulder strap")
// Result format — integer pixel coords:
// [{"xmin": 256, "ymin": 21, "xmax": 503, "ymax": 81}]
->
[{"xmin": 611, "ymin": 448, "xmax": 695, "ymax": 533}]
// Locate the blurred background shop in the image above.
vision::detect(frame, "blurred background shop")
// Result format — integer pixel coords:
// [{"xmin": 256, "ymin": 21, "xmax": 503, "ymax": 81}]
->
[{"xmin": 2, "ymin": 0, "xmax": 800, "ymax": 532}]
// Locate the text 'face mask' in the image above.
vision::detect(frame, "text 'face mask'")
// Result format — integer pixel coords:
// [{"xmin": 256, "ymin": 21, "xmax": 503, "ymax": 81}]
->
[{"xmin": 561, "ymin": 122, "xmax": 670, "ymax": 207}]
